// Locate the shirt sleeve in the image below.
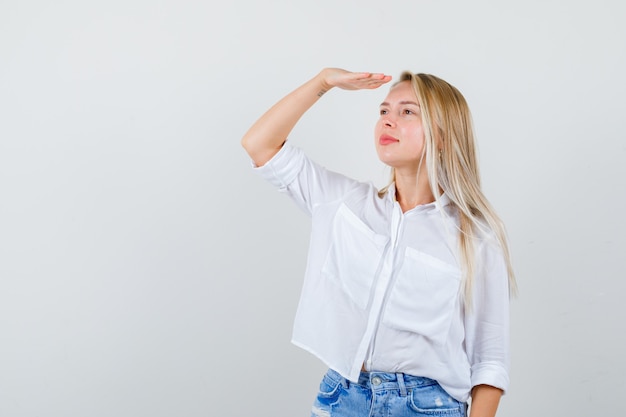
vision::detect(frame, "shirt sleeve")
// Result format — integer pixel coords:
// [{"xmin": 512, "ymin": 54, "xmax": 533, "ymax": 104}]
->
[
  {"xmin": 252, "ymin": 141, "xmax": 363, "ymax": 215},
  {"xmin": 463, "ymin": 239, "xmax": 511, "ymax": 394}
]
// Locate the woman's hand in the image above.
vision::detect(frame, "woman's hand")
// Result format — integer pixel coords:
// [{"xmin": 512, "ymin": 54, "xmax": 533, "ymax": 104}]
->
[{"xmin": 321, "ymin": 68, "xmax": 392, "ymax": 92}]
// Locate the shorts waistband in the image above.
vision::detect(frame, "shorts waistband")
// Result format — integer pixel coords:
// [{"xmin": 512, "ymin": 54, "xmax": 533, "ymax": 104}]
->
[{"xmin": 325, "ymin": 368, "xmax": 438, "ymax": 395}]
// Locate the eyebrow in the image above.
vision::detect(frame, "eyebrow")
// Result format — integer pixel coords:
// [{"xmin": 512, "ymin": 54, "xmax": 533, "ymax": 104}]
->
[{"xmin": 379, "ymin": 100, "xmax": 420, "ymax": 107}]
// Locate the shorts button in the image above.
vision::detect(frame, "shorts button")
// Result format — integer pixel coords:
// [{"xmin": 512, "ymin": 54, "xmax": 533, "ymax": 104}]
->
[{"xmin": 371, "ymin": 376, "xmax": 382, "ymax": 385}]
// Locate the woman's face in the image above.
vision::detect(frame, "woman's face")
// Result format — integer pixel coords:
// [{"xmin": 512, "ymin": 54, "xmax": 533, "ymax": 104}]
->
[{"xmin": 374, "ymin": 81, "xmax": 426, "ymax": 171}]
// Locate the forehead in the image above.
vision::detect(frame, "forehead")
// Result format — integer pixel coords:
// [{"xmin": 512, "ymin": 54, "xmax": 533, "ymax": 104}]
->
[{"xmin": 382, "ymin": 81, "xmax": 418, "ymax": 104}]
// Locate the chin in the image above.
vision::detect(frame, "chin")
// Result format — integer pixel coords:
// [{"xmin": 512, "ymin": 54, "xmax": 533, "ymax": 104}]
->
[{"xmin": 376, "ymin": 153, "xmax": 399, "ymax": 167}]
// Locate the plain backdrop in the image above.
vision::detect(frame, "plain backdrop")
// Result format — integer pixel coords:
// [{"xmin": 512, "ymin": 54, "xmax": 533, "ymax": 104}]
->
[{"xmin": 1, "ymin": 1, "xmax": 625, "ymax": 416}]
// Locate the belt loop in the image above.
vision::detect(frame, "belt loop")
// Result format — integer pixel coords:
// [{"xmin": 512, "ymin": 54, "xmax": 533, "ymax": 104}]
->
[
  {"xmin": 341, "ymin": 376, "xmax": 349, "ymax": 389},
  {"xmin": 396, "ymin": 373, "xmax": 407, "ymax": 397}
]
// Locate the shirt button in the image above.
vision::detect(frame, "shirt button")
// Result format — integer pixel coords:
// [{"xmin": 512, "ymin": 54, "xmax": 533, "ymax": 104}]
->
[{"xmin": 371, "ymin": 376, "xmax": 382, "ymax": 386}]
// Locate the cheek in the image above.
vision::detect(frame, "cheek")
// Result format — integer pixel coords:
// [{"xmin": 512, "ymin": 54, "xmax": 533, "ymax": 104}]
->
[
  {"xmin": 374, "ymin": 120, "xmax": 383, "ymax": 135},
  {"xmin": 373, "ymin": 121, "xmax": 383, "ymax": 143},
  {"xmin": 406, "ymin": 125, "xmax": 425, "ymax": 144}
]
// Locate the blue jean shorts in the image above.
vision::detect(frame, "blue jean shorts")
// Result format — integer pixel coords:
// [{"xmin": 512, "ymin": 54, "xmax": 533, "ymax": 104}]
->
[{"xmin": 311, "ymin": 368, "xmax": 467, "ymax": 417}]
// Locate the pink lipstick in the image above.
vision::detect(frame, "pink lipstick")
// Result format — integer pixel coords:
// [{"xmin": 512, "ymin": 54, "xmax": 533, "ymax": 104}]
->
[{"xmin": 379, "ymin": 134, "xmax": 399, "ymax": 145}]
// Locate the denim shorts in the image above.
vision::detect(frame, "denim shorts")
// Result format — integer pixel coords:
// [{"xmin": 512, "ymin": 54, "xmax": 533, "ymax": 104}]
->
[{"xmin": 311, "ymin": 368, "xmax": 467, "ymax": 417}]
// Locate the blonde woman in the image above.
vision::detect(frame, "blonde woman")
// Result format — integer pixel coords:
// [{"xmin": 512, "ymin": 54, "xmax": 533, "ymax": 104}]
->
[{"xmin": 241, "ymin": 68, "xmax": 516, "ymax": 417}]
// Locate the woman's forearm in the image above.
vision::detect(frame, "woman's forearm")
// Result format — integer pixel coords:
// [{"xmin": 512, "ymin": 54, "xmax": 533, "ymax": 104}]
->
[
  {"xmin": 241, "ymin": 70, "xmax": 331, "ymax": 167},
  {"xmin": 469, "ymin": 385, "xmax": 502, "ymax": 417}
]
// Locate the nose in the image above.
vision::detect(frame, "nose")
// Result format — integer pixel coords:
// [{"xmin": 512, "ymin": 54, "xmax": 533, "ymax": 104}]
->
[{"xmin": 382, "ymin": 114, "xmax": 395, "ymax": 127}]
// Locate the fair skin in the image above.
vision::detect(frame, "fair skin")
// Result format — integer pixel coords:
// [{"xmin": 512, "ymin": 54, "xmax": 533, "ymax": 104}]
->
[
  {"xmin": 471, "ymin": 385, "xmax": 503, "ymax": 417},
  {"xmin": 241, "ymin": 68, "xmax": 503, "ymax": 417},
  {"xmin": 374, "ymin": 80, "xmax": 434, "ymax": 211}
]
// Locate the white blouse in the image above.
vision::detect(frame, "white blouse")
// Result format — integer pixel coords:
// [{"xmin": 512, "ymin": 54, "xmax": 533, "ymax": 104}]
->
[{"xmin": 253, "ymin": 142, "xmax": 510, "ymax": 403}]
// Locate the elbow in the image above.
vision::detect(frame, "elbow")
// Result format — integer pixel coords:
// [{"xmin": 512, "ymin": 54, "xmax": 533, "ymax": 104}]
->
[
  {"xmin": 240, "ymin": 134, "xmax": 284, "ymax": 167},
  {"xmin": 240, "ymin": 133, "xmax": 260, "ymax": 161},
  {"xmin": 240, "ymin": 133, "xmax": 253, "ymax": 153}
]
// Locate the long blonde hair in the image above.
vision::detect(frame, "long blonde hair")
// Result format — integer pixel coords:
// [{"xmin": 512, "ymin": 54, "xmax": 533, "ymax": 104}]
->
[{"xmin": 383, "ymin": 72, "xmax": 517, "ymax": 305}]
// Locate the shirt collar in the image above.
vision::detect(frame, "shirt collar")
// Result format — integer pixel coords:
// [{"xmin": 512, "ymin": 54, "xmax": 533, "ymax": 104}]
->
[{"xmin": 386, "ymin": 183, "xmax": 452, "ymax": 213}]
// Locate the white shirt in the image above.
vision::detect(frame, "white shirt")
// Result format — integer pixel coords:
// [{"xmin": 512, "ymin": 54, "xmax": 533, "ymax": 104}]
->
[{"xmin": 253, "ymin": 142, "xmax": 510, "ymax": 402}]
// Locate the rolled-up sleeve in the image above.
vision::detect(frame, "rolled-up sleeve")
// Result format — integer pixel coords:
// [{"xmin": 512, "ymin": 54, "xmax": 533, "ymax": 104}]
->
[
  {"xmin": 464, "ymin": 240, "xmax": 511, "ymax": 393},
  {"xmin": 252, "ymin": 142, "xmax": 306, "ymax": 191},
  {"xmin": 252, "ymin": 142, "xmax": 363, "ymax": 215}
]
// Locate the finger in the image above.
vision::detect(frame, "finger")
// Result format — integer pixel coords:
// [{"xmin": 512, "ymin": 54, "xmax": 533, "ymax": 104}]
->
[
  {"xmin": 348, "ymin": 72, "xmax": 391, "ymax": 84},
  {"xmin": 365, "ymin": 76, "xmax": 392, "ymax": 85},
  {"xmin": 375, "ymin": 74, "xmax": 393, "ymax": 83},
  {"xmin": 365, "ymin": 76, "xmax": 393, "ymax": 89},
  {"xmin": 368, "ymin": 73, "xmax": 389, "ymax": 80},
  {"xmin": 350, "ymin": 72, "xmax": 373, "ymax": 80}
]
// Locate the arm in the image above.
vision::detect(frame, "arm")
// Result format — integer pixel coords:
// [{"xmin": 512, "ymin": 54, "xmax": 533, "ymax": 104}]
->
[
  {"xmin": 241, "ymin": 68, "xmax": 391, "ymax": 167},
  {"xmin": 464, "ymin": 242, "xmax": 511, "ymax": 416},
  {"xmin": 469, "ymin": 385, "xmax": 502, "ymax": 417}
]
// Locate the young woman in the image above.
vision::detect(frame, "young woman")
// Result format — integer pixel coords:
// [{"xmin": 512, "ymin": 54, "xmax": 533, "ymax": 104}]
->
[{"xmin": 241, "ymin": 68, "xmax": 516, "ymax": 417}]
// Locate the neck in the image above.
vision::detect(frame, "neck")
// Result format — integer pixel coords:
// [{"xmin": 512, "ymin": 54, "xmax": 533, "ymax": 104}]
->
[{"xmin": 394, "ymin": 169, "xmax": 436, "ymax": 212}]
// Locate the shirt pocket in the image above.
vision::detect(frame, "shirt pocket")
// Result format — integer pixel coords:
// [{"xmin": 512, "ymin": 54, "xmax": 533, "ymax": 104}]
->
[
  {"xmin": 321, "ymin": 204, "xmax": 389, "ymax": 310},
  {"xmin": 383, "ymin": 247, "xmax": 461, "ymax": 345}
]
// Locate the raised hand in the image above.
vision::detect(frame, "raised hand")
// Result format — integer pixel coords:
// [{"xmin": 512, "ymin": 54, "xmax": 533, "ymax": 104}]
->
[{"xmin": 322, "ymin": 68, "xmax": 392, "ymax": 91}]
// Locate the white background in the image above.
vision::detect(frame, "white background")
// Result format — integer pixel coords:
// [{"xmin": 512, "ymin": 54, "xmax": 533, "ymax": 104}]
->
[{"xmin": 1, "ymin": 1, "xmax": 625, "ymax": 416}]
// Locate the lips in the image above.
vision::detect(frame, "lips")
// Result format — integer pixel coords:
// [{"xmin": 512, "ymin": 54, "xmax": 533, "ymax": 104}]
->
[{"xmin": 379, "ymin": 134, "xmax": 399, "ymax": 145}]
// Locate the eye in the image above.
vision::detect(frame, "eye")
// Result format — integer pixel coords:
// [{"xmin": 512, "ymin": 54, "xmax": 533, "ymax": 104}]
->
[
  {"xmin": 403, "ymin": 109, "xmax": 414, "ymax": 115},
  {"xmin": 379, "ymin": 109, "xmax": 388, "ymax": 115}
]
